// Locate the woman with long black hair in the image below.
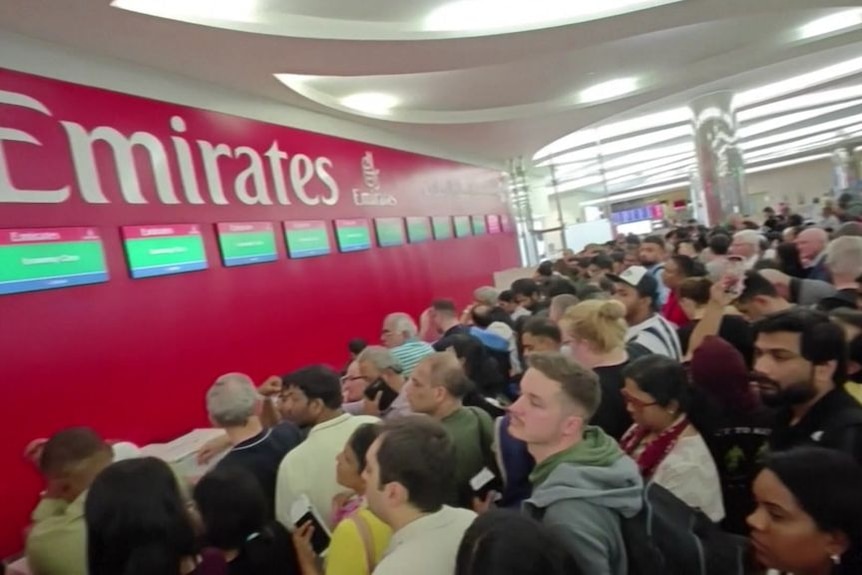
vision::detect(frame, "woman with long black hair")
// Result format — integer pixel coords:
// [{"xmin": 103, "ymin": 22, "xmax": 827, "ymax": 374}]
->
[
  {"xmin": 86, "ymin": 457, "xmax": 226, "ymax": 575},
  {"xmin": 194, "ymin": 466, "xmax": 302, "ymax": 575}
]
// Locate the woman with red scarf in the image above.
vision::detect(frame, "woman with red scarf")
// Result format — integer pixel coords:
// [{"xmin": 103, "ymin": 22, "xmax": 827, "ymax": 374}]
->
[
  {"xmin": 661, "ymin": 255, "xmax": 705, "ymax": 327},
  {"xmin": 620, "ymin": 355, "xmax": 725, "ymax": 522}
]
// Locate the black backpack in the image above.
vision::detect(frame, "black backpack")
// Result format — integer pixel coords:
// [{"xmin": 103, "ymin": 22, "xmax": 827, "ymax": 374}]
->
[{"xmin": 622, "ymin": 482, "xmax": 750, "ymax": 575}]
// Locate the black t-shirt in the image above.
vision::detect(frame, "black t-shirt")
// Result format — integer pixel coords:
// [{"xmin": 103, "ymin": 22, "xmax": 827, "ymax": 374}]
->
[
  {"xmin": 226, "ymin": 522, "xmax": 302, "ymax": 575},
  {"xmin": 677, "ymin": 315, "xmax": 754, "ymax": 368},
  {"xmin": 769, "ymin": 388, "xmax": 862, "ymax": 465},
  {"xmin": 216, "ymin": 422, "xmax": 304, "ymax": 509},
  {"xmin": 702, "ymin": 406, "xmax": 774, "ymax": 535},
  {"xmin": 591, "ymin": 362, "xmax": 632, "ymax": 441}
]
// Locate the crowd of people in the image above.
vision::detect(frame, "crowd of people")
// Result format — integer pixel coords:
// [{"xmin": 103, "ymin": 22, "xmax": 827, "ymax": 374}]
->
[{"xmin": 12, "ymin": 204, "xmax": 862, "ymax": 575}]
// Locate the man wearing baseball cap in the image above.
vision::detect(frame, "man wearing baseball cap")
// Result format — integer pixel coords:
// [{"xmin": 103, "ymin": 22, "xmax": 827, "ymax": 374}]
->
[{"xmin": 608, "ymin": 266, "xmax": 682, "ymax": 360}]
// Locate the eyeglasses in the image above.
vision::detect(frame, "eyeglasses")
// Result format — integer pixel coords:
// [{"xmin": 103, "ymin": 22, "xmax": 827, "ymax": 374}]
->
[
  {"xmin": 341, "ymin": 375, "xmax": 366, "ymax": 385},
  {"xmin": 621, "ymin": 388, "xmax": 658, "ymax": 408}
]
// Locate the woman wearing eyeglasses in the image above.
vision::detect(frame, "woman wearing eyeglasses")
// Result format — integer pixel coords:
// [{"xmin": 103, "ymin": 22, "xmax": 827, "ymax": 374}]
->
[{"xmin": 619, "ymin": 354, "xmax": 725, "ymax": 522}]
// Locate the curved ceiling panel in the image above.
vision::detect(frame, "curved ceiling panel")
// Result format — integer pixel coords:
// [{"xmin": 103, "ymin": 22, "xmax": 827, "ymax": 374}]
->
[{"xmin": 111, "ymin": 0, "xmax": 688, "ymax": 41}]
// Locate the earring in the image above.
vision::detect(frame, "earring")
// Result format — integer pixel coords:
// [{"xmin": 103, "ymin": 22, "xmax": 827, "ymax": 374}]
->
[{"xmin": 831, "ymin": 553, "xmax": 842, "ymax": 565}]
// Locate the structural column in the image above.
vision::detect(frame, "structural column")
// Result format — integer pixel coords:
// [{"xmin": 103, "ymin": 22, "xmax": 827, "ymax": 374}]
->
[
  {"xmin": 689, "ymin": 92, "xmax": 747, "ymax": 226},
  {"xmin": 831, "ymin": 146, "xmax": 859, "ymax": 195}
]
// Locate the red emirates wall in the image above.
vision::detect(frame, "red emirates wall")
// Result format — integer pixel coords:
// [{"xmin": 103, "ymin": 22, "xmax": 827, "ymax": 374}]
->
[{"xmin": 0, "ymin": 68, "xmax": 518, "ymax": 556}]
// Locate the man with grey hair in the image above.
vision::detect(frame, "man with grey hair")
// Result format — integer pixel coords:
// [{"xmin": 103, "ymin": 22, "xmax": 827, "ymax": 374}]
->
[
  {"xmin": 796, "ymin": 227, "xmax": 830, "ymax": 282},
  {"xmin": 730, "ymin": 230, "xmax": 762, "ymax": 269},
  {"xmin": 357, "ymin": 345, "xmax": 413, "ymax": 419},
  {"xmin": 207, "ymin": 372, "xmax": 303, "ymax": 506},
  {"xmin": 819, "ymin": 236, "xmax": 862, "ymax": 311},
  {"xmin": 381, "ymin": 312, "xmax": 434, "ymax": 378}
]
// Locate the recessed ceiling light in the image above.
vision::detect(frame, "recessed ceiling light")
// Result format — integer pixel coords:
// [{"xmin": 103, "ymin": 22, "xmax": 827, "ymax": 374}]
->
[
  {"xmin": 339, "ymin": 93, "xmax": 400, "ymax": 115},
  {"xmin": 579, "ymin": 78, "xmax": 640, "ymax": 104},
  {"xmin": 798, "ymin": 9, "xmax": 862, "ymax": 40},
  {"xmin": 112, "ymin": 0, "xmax": 259, "ymax": 22}
]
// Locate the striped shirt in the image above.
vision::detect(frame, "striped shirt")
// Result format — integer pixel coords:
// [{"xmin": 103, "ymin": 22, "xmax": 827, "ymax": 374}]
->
[
  {"xmin": 626, "ymin": 313, "xmax": 682, "ymax": 360},
  {"xmin": 390, "ymin": 340, "xmax": 435, "ymax": 378}
]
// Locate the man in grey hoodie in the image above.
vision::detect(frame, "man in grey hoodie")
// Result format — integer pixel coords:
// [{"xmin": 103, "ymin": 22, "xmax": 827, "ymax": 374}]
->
[{"xmin": 508, "ymin": 352, "xmax": 643, "ymax": 575}]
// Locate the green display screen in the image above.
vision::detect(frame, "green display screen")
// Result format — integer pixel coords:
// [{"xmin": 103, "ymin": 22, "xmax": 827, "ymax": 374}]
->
[
  {"xmin": 406, "ymin": 217, "xmax": 432, "ymax": 243},
  {"xmin": 375, "ymin": 218, "xmax": 406, "ymax": 247},
  {"xmin": 0, "ymin": 227, "xmax": 108, "ymax": 295},
  {"xmin": 334, "ymin": 219, "xmax": 372, "ymax": 253},
  {"xmin": 454, "ymin": 216, "xmax": 472, "ymax": 238},
  {"xmin": 122, "ymin": 224, "xmax": 208, "ymax": 279},
  {"xmin": 284, "ymin": 220, "xmax": 332, "ymax": 259},
  {"xmin": 432, "ymin": 216, "xmax": 453, "ymax": 240},
  {"xmin": 216, "ymin": 222, "xmax": 277, "ymax": 267}
]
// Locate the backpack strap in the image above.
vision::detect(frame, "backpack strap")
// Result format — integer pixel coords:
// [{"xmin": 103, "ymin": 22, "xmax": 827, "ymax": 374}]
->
[
  {"xmin": 350, "ymin": 512, "xmax": 376, "ymax": 575},
  {"xmin": 468, "ymin": 407, "xmax": 499, "ymax": 476}
]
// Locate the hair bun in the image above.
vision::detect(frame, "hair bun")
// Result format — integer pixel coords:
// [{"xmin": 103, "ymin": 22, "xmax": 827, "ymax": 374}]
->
[{"xmin": 598, "ymin": 300, "xmax": 625, "ymax": 321}]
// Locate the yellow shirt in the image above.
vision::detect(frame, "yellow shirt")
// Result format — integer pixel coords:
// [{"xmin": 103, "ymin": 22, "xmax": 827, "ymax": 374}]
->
[
  {"xmin": 325, "ymin": 508, "xmax": 391, "ymax": 575},
  {"xmin": 26, "ymin": 493, "xmax": 87, "ymax": 575}
]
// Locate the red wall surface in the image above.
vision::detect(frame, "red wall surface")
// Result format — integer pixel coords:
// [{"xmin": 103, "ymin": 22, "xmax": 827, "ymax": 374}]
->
[{"xmin": 0, "ymin": 68, "xmax": 518, "ymax": 556}]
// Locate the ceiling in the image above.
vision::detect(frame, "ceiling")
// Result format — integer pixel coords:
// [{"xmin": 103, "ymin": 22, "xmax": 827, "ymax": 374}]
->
[{"xmin": 1, "ymin": 0, "xmax": 861, "ymax": 203}]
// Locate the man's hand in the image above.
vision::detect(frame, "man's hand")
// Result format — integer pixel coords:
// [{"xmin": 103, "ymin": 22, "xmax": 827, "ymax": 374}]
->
[
  {"xmin": 471, "ymin": 490, "xmax": 499, "ymax": 515},
  {"xmin": 710, "ymin": 276, "xmax": 739, "ymax": 308},
  {"xmin": 24, "ymin": 438, "xmax": 48, "ymax": 467},
  {"xmin": 362, "ymin": 391, "xmax": 383, "ymax": 417},
  {"xmin": 258, "ymin": 375, "xmax": 282, "ymax": 398},
  {"xmin": 196, "ymin": 434, "xmax": 231, "ymax": 464}
]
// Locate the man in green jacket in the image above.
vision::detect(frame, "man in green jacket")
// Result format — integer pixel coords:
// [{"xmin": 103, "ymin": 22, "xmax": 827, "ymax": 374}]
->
[
  {"xmin": 407, "ymin": 352, "xmax": 494, "ymax": 505},
  {"xmin": 509, "ymin": 352, "xmax": 643, "ymax": 575}
]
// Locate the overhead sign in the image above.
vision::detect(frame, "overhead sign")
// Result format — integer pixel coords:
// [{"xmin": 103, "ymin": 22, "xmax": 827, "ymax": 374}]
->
[
  {"xmin": 454, "ymin": 216, "xmax": 472, "ymax": 238},
  {"xmin": 406, "ymin": 217, "xmax": 432, "ymax": 243},
  {"xmin": 0, "ymin": 227, "xmax": 108, "ymax": 295},
  {"xmin": 122, "ymin": 224, "xmax": 208, "ymax": 278},
  {"xmin": 216, "ymin": 222, "xmax": 277, "ymax": 267},
  {"xmin": 375, "ymin": 217, "xmax": 406, "ymax": 248},
  {"xmin": 283, "ymin": 220, "xmax": 332, "ymax": 259},
  {"xmin": 471, "ymin": 215, "xmax": 487, "ymax": 235},
  {"xmin": 334, "ymin": 219, "xmax": 372, "ymax": 253}
]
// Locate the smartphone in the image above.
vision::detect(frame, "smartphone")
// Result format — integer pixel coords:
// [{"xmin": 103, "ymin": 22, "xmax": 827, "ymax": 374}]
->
[
  {"xmin": 363, "ymin": 378, "xmax": 399, "ymax": 412},
  {"xmin": 290, "ymin": 494, "xmax": 331, "ymax": 555},
  {"xmin": 470, "ymin": 466, "xmax": 503, "ymax": 501}
]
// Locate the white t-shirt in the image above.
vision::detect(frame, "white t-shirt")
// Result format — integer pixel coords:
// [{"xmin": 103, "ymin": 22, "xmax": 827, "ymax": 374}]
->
[
  {"xmin": 374, "ymin": 506, "xmax": 476, "ymax": 575},
  {"xmin": 653, "ymin": 433, "xmax": 726, "ymax": 523},
  {"xmin": 626, "ymin": 314, "xmax": 682, "ymax": 360},
  {"xmin": 275, "ymin": 413, "xmax": 379, "ymax": 529}
]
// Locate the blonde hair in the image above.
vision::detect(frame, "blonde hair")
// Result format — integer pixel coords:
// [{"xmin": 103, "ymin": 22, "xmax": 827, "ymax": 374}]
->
[{"xmin": 561, "ymin": 299, "xmax": 627, "ymax": 354}]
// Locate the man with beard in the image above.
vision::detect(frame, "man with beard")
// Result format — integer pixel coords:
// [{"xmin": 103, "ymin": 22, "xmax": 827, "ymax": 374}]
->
[
  {"xmin": 639, "ymin": 235, "xmax": 670, "ymax": 306},
  {"xmin": 753, "ymin": 308, "xmax": 862, "ymax": 464}
]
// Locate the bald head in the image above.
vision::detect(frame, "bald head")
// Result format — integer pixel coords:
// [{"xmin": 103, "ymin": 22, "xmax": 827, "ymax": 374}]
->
[
  {"xmin": 796, "ymin": 227, "xmax": 829, "ymax": 264},
  {"xmin": 414, "ymin": 352, "xmax": 471, "ymax": 400},
  {"xmin": 757, "ymin": 268, "xmax": 791, "ymax": 286}
]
